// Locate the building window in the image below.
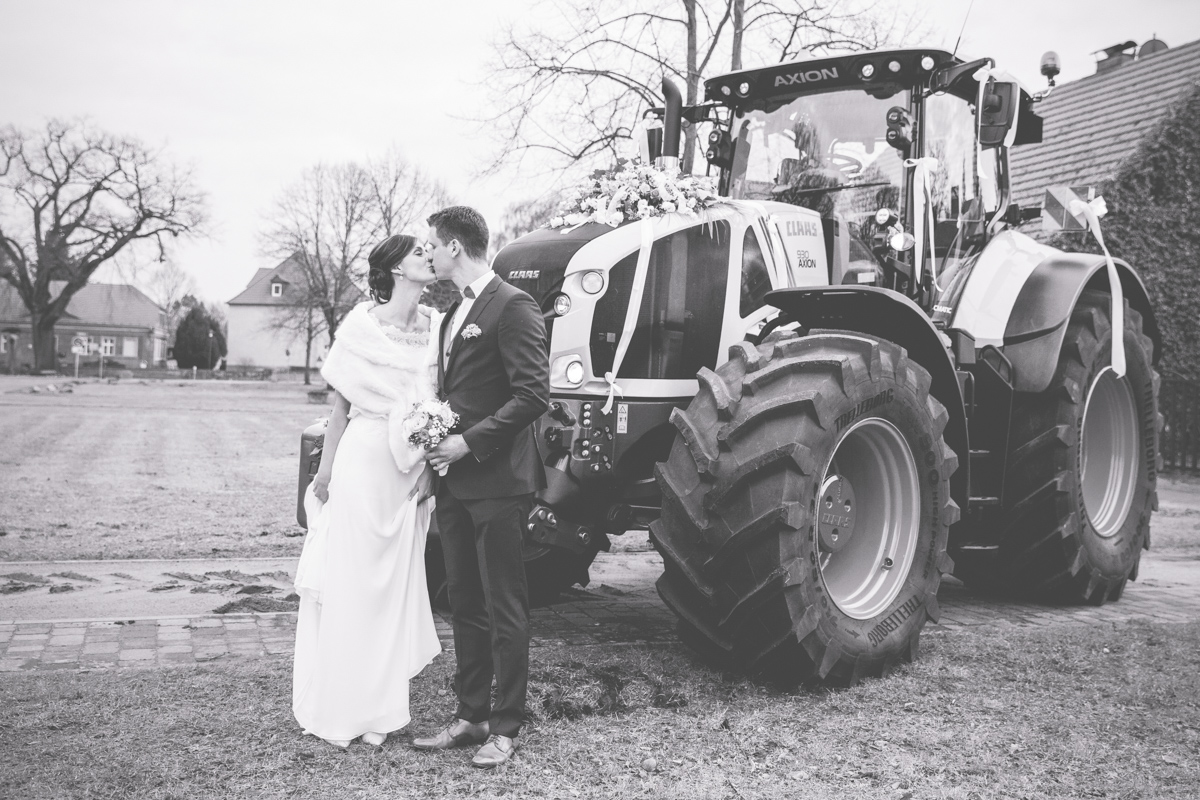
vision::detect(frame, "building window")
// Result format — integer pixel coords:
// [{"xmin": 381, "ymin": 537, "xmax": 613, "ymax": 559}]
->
[
  {"xmin": 153, "ymin": 338, "xmax": 165, "ymax": 362},
  {"xmin": 122, "ymin": 337, "xmax": 139, "ymax": 358},
  {"xmin": 101, "ymin": 336, "xmax": 116, "ymax": 356},
  {"xmin": 271, "ymin": 282, "xmax": 283, "ymax": 297},
  {"xmin": 0, "ymin": 335, "xmax": 9, "ymax": 353}
]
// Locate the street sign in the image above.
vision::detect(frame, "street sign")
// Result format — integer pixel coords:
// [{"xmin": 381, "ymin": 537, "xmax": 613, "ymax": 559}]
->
[{"xmin": 70, "ymin": 336, "xmax": 87, "ymax": 356}]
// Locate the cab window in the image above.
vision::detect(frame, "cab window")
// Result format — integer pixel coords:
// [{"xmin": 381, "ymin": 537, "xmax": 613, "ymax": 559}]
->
[
  {"xmin": 922, "ymin": 91, "xmax": 1000, "ymax": 261},
  {"xmin": 740, "ymin": 226, "xmax": 772, "ymax": 317}
]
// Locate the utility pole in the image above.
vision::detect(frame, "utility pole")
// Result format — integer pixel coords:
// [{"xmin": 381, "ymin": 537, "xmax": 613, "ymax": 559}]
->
[{"xmin": 207, "ymin": 328, "xmax": 214, "ymax": 376}]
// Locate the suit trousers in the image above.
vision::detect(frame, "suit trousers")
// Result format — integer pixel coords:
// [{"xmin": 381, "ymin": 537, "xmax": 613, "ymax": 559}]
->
[{"xmin": 435, "ymin": 487, "xmax": 532, "ymax": 738}]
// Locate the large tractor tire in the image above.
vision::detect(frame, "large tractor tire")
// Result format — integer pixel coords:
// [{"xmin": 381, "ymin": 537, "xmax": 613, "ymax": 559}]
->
[
  {"xmin": 652, "ymin": 330, "xmax": 960, "ymax": 685},
  {"xmin": 988, "ymin": 290, "xmax": 1159, "ymax": 603}
]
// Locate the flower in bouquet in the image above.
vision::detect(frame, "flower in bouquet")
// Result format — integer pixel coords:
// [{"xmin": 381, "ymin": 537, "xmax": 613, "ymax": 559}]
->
[
  {"xmin": 405, "ymin": 399, "xmax": 459, "ymax": 474},
  {"xmin": 548, "ymin": 158, "xmax": 721, "ymax": 230}
]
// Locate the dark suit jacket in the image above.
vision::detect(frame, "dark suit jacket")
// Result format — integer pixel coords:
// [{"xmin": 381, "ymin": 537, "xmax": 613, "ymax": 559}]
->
[{"xmin": 438, "ymin": 275, "xmax": 549, "ymax": 500}]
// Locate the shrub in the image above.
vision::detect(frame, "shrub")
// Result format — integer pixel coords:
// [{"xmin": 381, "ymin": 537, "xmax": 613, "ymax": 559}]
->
[{"xmin": 174, "ymin": 306, "xmax": 227, "ymax": 369}]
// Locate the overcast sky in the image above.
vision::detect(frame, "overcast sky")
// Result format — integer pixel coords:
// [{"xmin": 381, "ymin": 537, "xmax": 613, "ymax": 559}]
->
[{"xmin": 3, "ymin": 0, "xmax": 1199, "ymax": 304}]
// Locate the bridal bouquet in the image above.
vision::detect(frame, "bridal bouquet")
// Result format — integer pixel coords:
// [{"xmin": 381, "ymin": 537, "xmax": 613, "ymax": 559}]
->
[
  {"xmin": 403, "ymin": 399, "xmax": 459, "ymax": 475},
  {"xmin": 549, "ymin": 158, "xmax": 721, "ymax": 229}
]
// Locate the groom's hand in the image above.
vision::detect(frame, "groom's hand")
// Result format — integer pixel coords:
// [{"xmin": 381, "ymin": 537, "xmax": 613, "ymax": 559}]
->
[{"xmin": 427, "ymin": 434, "xmax": 472, "ymax": 472}]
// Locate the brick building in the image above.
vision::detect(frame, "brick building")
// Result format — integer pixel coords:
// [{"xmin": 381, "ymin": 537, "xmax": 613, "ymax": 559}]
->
[{"xmin": 0, "ymin": 283, "xmax": 168, "ymax": 373}]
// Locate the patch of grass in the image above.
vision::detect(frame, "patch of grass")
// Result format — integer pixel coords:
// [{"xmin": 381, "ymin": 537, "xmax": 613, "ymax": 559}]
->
[
  {"xmin": 3, "ymin": 621, "xmax": 1198, "ymax": 799},
  {"xmin": 0, "ymin": 380, "xmax": 319, "ymax": 560}
]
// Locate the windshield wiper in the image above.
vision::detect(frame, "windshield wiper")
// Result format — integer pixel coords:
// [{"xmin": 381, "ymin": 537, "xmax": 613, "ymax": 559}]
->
[{"xmin": 773, "ymin": 181, "xmax": 891, "ymax": 197}]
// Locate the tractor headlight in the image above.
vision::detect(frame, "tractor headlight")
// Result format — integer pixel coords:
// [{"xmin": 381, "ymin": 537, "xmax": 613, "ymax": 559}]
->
[
  {"xmin": 580, "ymin": 271, "xmax": 604, "ymax": 294},
  {"xmin": 551, "ymin": 355, "xmax": 586, "ymax": 387},
  {"xmin": 887, "ymin": 59, "xmax": 902, "ymax": 73},
  {"xmin": 860, "ymin": 63, "xmax": 875, "ymax": 79},
  {"xmin": 920, "ymin": 55, "xmax": 936, "ymax": 71},
  {"xmin": 553, "ymin": 293, "xmax": 572, "ymax": 316},
  {"xmin": 565, "ymin": 360, "xmax": 585, "ymax": 385},
  {"xmin": 737, "ymin": 81, "xmax": 750, "ymax": 96}
]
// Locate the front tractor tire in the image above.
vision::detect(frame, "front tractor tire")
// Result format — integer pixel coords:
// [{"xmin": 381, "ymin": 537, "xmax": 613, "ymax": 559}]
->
[
  {"xmin": 986, "ymin": 290, "xmax": 1159, "ymax": 603},
  {"xmin": 652, "ymin": 331, "xmax": 960, "ymax": 685}
]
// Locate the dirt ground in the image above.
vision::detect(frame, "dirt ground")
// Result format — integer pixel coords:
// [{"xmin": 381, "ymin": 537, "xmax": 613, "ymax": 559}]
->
[
  {"xmin": 1, "ymin": 375, "xmax": 1197, "ymax": 562},
  {"xmin": 0, "ymin": 377, "xmax": 323, "ymax": 560}
]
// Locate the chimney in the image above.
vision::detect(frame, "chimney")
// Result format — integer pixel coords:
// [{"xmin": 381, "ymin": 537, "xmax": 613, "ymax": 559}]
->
[{"xmin": 1094, "ymin": 40, "xmax": 1137, "ymax": 74}]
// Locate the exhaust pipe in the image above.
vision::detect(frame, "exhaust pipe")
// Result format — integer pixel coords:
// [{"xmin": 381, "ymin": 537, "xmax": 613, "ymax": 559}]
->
[{"xmin": 656, "ymin": 77, "xmax": 683, "ymax": 174}]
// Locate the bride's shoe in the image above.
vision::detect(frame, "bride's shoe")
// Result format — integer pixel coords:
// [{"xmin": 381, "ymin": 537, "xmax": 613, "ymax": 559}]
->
[
  {"xmin": 362, "ymin": 732, "xmax": 386, "ymax": 746},
  {"xmin": 322, "ymin": 737, "xmax": 351, "ymax": 749}
]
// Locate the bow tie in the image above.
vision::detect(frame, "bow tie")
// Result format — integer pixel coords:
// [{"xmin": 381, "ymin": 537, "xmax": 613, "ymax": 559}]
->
[{"xmin": 462, "ymin": 286, "xmax": 476, "ymax": 299}]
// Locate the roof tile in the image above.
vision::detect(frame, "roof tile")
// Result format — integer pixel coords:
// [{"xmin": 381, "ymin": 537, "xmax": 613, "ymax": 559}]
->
[{"xmin": 1009, "ymin": 38, "xmax": 1200, "ymax": 209}]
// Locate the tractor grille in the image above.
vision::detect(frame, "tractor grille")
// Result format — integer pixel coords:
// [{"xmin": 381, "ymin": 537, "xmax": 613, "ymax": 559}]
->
[{"xmin": 494, "ymin": 224, "xmax": 612, "ymax": 340}]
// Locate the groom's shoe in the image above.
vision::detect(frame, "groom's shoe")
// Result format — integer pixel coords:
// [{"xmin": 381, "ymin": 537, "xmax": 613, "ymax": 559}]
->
[
  {"xmin": 411, "ymin": 719, "xmax": 489, "ymax": 751},
  {"xmin": 471, "ymin": 735, "xmax": 516, "ymax": 768}
]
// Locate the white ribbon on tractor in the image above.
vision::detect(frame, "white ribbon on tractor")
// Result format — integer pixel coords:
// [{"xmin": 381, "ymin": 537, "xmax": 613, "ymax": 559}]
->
[
  {"xmin": 904, "ymin": 156, "xmax": 941, "ymax": 290},
  {"xmin": 1068, "ymin": 195, "xmax": 1126, "ymax": 377},
  {"xmin": 601, "ymin": 216, "xmax": 658, "ymax": 415}
]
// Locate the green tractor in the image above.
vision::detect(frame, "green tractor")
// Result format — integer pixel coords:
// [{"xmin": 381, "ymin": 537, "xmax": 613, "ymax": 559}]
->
[{"xmin": 298, "ymin": 47, "xmax": 1160, "ymax": 684}]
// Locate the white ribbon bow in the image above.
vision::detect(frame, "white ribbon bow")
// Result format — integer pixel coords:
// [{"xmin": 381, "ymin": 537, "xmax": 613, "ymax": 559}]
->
[
  {"xmin": 904, "ymin": 156, "xmax": 941, "ymax": 290},
  {"xmin": 1068, "ymin": 196, "xmax": 1126, "ymax": 377}
]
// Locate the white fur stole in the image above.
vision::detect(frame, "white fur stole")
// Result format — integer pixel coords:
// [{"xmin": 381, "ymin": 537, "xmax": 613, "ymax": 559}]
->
[{"xmin": 319, "ymin": 302, "xmax": 438, "ymax": 473}]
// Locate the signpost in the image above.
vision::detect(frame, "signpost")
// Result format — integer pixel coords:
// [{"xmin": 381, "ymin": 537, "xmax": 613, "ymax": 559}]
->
[
  {"xmin": 70, "ymin": 335, "xmax": 88, "ymax": 379},
  {"xmin": 90, "ymin": 341, "xmax": 103, "ymax": 379}
]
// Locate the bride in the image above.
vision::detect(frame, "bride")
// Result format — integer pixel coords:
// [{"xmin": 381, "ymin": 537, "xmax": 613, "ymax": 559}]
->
[{"xmin": 292, "ymin": 234, "xmax": 441, "ymax": 748}]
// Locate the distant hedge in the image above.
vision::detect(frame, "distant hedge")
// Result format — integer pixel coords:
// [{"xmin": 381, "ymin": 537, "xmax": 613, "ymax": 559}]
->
[{"xmin": 1049, "ymin": 84, "xmax": 1200, "ymax": 381}]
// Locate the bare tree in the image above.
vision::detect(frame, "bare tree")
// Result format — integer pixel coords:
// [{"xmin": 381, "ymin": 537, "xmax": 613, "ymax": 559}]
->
[
  {"xmin": 368, "ymin": 149, "xmax": 454, "ymax": 239},
  {"xmin": 486, "ymin": 0, "xmax": 921, "ymax": 176},
  {"xmin": 492, "ymin": 195, "xmax": 562, "ymax": 253},
  {"xmin": 260, "ymin": 156, "xmax": 451, "ymax": 381},
  {"xmin": 145, "ymin": 259, "xmax": 197, "ymax": 345},
  {"xmin": 0, "ymin": 119, "xmax": 206, "ymax": 370}
]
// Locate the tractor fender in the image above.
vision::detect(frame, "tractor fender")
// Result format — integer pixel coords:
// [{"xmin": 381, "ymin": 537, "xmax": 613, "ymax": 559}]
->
[
  {"xmin": 947, "ymin": 230, "xmax": 1159, "ymax": 393},
  {"xmin": 765, "ymin": 285, "xmax": 969, "ymax": 517}
]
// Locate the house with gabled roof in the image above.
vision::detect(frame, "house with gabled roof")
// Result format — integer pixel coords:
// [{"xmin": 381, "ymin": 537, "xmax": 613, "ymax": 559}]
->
[
  {"xmin": 225, "ymin": 253, "xmax": 365, "ymax": 370},
  {"xmin": 1010, "ymin": 36, "xmax": 1200, "ymax": 215},
  {"xmin": 1010, "ymin": 35, "xmax": 1200, "ymax": 380},
  {"xmin": 0, "ymin": 282, "xmax": 168, "ymax": 373}
]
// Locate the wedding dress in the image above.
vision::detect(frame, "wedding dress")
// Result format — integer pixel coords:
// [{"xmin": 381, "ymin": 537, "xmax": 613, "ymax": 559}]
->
[{"xmin": 292, "ymin": 302, "xmax": 442, "ymax": 743}]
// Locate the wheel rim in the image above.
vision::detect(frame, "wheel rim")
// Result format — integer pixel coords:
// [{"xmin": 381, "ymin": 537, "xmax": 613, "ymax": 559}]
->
[
  {"xmin": 818, "ymin": 417, "xmax": 921, "ymax": 620},
  {"xmin": 1081, "ymin": 366, "xmax": 1139, "ymax": 538}
]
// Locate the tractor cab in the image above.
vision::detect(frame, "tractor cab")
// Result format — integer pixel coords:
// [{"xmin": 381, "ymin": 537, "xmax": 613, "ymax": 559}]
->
[{"xmin": 701, "ymin": 49, "xmax": 1043, "ymax": 312}]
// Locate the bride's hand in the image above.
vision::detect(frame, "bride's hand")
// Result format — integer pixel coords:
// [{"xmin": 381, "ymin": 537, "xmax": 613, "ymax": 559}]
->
[
  {"xmin": 409, "ymin": 465, "xmax": 435, "ymax": 503},
  {"xmin": 312, "ymin": 470, "xmax": 331, "ymax": 503}
]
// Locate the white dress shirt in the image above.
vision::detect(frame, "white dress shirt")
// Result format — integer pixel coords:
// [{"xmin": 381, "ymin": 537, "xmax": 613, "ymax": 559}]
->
[{"xmin": 445, "ymin": 270, "xmax": 496, "ymax": 362}]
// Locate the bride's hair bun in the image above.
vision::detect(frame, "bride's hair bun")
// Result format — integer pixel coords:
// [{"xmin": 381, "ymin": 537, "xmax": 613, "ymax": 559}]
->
[{"xmin": 367, "ymin": 234, "xmax": 417, "ymax": 304}]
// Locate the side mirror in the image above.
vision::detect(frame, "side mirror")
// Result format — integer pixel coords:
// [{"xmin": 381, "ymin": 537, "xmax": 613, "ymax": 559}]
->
[{"xmin": 979, "ymin": 79, "xmax": 1018, "ymax": 149}]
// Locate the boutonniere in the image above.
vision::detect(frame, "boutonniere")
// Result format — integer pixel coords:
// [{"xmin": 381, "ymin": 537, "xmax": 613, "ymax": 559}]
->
[{"xmin": 461, "ymin": 324, "xmax": 482, "ymax": 341}]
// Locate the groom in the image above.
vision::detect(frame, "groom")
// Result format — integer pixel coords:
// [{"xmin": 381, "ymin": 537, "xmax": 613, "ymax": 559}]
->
[{"xmin": 415, "ymin": 206, "xmax": 549, "ymax": 768}]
